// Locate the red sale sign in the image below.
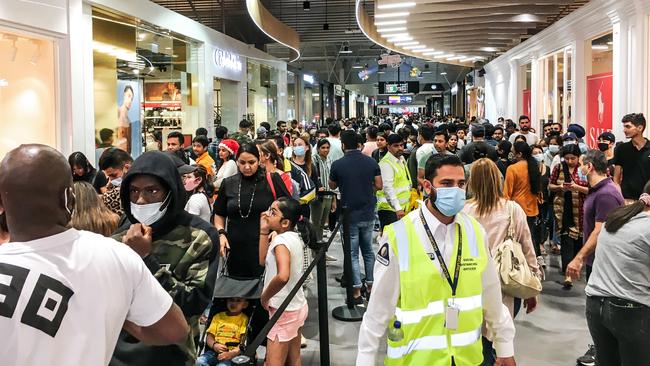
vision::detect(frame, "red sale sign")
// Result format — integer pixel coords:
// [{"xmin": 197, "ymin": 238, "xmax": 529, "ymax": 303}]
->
[
  {"xmin": 522, "ymin": 89, "xmax": 531, "ymax": 118},
  {"xmin": 586, "ymin": 72, "xmax": 613, "ymax": 149}
]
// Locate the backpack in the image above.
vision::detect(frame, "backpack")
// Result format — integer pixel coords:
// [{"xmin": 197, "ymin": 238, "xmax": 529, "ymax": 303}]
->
[{"xmin": 493, "ymin": 201, "xmax": 542, "ymax": 299}]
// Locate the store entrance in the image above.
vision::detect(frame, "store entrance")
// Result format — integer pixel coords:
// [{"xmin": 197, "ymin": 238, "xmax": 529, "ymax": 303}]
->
[{"xmin": 213, "ymin": 78, "xmax": 238, "ymax": 132}]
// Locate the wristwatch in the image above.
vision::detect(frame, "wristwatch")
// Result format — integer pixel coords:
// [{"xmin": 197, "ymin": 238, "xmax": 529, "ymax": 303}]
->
[{"xmin": 217, "ymin": 229, "xmax": 227, "ymax": 236}]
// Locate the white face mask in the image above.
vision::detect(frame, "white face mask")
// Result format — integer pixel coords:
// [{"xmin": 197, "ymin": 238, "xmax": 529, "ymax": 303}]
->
[
  {"xmin": 533, "ymin": 154, "xmax": 544, "ymax": 163},
  {"xmin": 111, "ymin": 177, "xmax": 123, "ymax": 187},
  {"xmin": 130, "ymin": 193, "xmax": 170, "ymax": 226}
]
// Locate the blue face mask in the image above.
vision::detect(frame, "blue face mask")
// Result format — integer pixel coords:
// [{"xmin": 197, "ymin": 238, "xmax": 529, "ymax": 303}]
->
[
  {"xmin": 577, "ymin": 165, "xmax": 589, "ymax": 182},
  {"xmin": 579, "ymin": 142, "xmax": 588, "ymax": 154},
  {"xmin": 432, "ymin": 187, "xmax": 466, "ymax": 217},
  {"xmin": 293, "ymin": 145, "xmax": 306, "ymax": 157},
  {"xmin": 548, "ymin": 144, "xmax": 560, "ymax": 154}
]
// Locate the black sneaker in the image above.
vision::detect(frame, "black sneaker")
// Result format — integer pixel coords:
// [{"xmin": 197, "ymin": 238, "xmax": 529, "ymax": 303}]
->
[{"xmin": 577, "ymin": 344, "xmax": 596, "ymax": 366}]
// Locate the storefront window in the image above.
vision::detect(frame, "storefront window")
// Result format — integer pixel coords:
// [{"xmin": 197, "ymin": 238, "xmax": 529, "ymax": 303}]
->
[
  {"xmin": 585, "ymin": 33, "xmax": 613, "ymax": 147},
  {"xmin": 247, "ymin": 60, "xmax": 279, "ymax": 126},
  {"xmin": 536, "ymin": 47, "xmax": 572, "ymax": 131},
  {"xmin": 287, "ymin": 71, "xmax": 296, "ymax": 121},
  {"xmin": 0, "ymin": 29, "xmax": 56, "ymax": 158},
  {"xmin": 92, "ymin": 8, "xmax": 200, "ymax": 158},
  {"xmin": 214, "ymin": 78, "xmax": 239, "ymax": 131}
]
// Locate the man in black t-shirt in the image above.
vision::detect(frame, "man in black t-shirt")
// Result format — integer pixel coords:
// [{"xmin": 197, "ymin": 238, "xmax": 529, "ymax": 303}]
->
[{"xmin": 613, "ymin": 113, "xmax": 650, "ymax": 202}]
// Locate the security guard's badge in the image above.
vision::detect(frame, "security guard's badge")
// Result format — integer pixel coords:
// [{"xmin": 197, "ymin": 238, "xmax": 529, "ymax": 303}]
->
[
  {"xmin": 377, "ymin": 243, "xmax": 390, "ymax": 266},
  {"xmin": 445, "ymin": 303, "xmax": 460, "ymax": 330}
]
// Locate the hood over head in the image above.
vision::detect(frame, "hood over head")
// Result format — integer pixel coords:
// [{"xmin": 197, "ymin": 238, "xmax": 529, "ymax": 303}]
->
[{"xmin": 120, "ymin": 151, "xmax": 187, "ymax": 235}]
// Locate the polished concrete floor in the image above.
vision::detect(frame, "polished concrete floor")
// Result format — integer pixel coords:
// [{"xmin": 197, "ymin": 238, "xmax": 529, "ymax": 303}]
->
[{"xmin": 263, "ymin": 230, "xmax": 593, "ymax": 365}]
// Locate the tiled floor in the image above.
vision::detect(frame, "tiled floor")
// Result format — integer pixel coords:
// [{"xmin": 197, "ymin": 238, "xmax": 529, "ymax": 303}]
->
[{"xmin": 266, "ymin": 230, "xmax": 592, "ymax": 365}]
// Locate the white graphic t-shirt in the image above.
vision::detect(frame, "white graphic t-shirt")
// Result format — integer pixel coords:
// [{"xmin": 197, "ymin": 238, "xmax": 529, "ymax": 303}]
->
[{"xmin": 0, "ymin": 229, "xmax": 172, "ymax": 366}]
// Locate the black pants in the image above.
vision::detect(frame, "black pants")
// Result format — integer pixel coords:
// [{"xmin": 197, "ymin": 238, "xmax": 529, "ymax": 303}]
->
[
  {"xmin": 560, "ymin": 234, "xmax": 583, "ymax": 274},
  {"xmin": 378, "ymin": 210, "xmax": 398, "ymax": 231},
  {"xmin": 526, "ymin": 216, "xmax": 542, "ymax": 257},
  {"xmin": 586, "ymin": 296, "xmax": 650, "ymax": 366}
]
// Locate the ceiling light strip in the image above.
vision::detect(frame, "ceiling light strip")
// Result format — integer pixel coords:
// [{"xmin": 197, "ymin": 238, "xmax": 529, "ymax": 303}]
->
[
  {"xmin": 377, "ymin": 2, "xmax": 416, "ymax": 9},
  {"xmin": 246, "ymin": 0, "xmax": 301, "ymax": 62}
]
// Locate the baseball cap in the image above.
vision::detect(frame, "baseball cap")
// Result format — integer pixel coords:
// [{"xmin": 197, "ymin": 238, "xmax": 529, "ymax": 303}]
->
[
  {"xmin": 598, "ymin": 132, "xmax": 615, "ymax": 143},
  {"xmin": 562, "ymin": 132, "xmax": 578, "ymax": 141}
]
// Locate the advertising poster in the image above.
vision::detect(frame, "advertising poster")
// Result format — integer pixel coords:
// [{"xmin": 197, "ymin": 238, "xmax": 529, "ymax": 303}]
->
[
  {"xmin": 586, "ymin": 72, "xmax": 613, "ymax": 149},
  {"xmin": 116, "ymin": 79, "xmax": 142, "ymax": 158},
  {"xmin": 522, "ymin": 89, "xmax": 531, "ymax": 118}
]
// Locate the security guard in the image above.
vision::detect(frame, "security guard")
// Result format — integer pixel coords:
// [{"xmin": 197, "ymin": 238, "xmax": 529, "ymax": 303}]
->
[
  {"xmin": 377, "ymin": 134, "xmax": 413, "ymax": 230},
  {"xmin": 357, "ymin": 154, "xmax": 516, "ymax": 366}
]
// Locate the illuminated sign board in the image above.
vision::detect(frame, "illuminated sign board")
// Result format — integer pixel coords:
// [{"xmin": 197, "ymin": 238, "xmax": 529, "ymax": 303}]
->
[
  {"xmin": 378, "ymin": 81, "xmax": 419, "ymax": 94},
  {"xmin": 214, "ymin": 48, "xmax": 242, "ymax": 73}
]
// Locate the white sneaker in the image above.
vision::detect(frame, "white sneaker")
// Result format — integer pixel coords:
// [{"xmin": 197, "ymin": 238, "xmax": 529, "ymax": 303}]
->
[{"xmin": 325, "ymin": 254, "xmax": 338, "ymax": 262}]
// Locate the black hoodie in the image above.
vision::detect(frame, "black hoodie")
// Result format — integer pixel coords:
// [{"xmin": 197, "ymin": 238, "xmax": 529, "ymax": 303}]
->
[{"xmin": 110, "ymin": 151, "xmax": 219, "ymax": 366}]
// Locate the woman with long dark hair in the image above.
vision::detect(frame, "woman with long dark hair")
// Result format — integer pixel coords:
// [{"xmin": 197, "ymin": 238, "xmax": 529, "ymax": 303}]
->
[
  {"xmin": 504, "ymin": 141, "xmax": 543, "ymax": 265},
  {"xmin": 183, "ymin": 164, "xmax": 214, "ymax": 223},
  {"xmin": 585, "ymin": 181, "xmax": 650, "ymax": 365},
  {"xmin": 213, "ymin": 143, "xmax": 290, "ymax": 277},
  {"xmin": 549, "ymin": 144, "xmax": 588, "ymax": 289},
  {"xmin": 68, "ymin": 151, "xmax": 108, "ymax": 194},
  {"xmin": 290, "ymin": 133, "xmax": 319, "ymax": 217}
]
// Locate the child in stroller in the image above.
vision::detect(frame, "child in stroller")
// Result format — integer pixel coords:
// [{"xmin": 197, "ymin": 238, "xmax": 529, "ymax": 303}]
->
[{"xmin": 196, "ymin": 297, "xmax": 249, "ymax": 366}]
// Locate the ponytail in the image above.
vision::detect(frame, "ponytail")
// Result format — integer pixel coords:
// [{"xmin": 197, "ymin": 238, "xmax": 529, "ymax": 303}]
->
[
  {"xmin": 605, "ymin": 181, "xmax": 650, "ymax": 233},
  {"xmin": 514, "ymin": 141, "xmax": 541, "ymax": 194},
  {"xmin": 297, "ymin": 217, "xmax": 319, "ymax": 250},
  {"xmin": 276, "ymin": 197, "xmax": 319, "ymax": 249}
]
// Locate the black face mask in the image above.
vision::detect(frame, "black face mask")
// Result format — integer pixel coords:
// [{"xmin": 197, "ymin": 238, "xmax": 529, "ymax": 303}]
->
[{"xmin": 598, "ymin": 142, "xmax": 610, "ymax": 152}]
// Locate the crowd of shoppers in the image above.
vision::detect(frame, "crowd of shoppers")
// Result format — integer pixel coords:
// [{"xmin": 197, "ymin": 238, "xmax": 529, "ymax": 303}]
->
[{"xmin": 2, "ymin": 111, "xmax": 650, "ymax": 366}]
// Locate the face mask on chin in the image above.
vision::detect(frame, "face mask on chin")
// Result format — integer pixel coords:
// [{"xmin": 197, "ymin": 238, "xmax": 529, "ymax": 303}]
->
[{"xmin": 130, "ymin": 193, "xmax": 171, "ymax": 226}]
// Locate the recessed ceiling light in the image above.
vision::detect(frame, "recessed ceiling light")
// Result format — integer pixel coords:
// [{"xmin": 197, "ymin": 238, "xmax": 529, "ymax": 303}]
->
[
  {"xmin": 382, "ymin": 32, "xmax": 410, "ymax": 38},
  {"xmin": 375, "ymin": 12, "xmax": 410, "ymax": 18},
  {"xmin": 480, "ymin": 47, "xmax": 498, "ymax": 52},
  {"xmin": 423, "ymin": 51, "xmax": 444, "ymax": 55},
  {"xmin": 403, "ymin": 45, "xmax": 427, "ymax": 50},
  {"xmin": 375, "ymin": 20, "xmax": 407, "ymax": 26},
  {"xmin": 388, "ymin": 36, "xmax": 413, "ymax": 42},
  {"xmin": 447, "ymin": 55, "xmax": 465, "ymax": 60},
  {"xmin": 440, "ymin": 72, "xmax": 447, "ymax": 75},
  {"xmin": 413, "ymin": 48, "xmax": 435, "ymax": 53},
  {"xmin": 513, "ymin": 13, "xmax": 538, "ymax": 22},
  {"xmin": 339, "ymin": 45, "xmax": 353, "ymax": 54},
  {"xmin": 303, "ymin": 1, "xmax": 310, "ymax": 11},
  {"xmin": 591, "ymin": 45, "xmax": 609, "ymax": 50},
  {"xmin": 377, "ymin": 27, "xmax": 407, "ymax": 33},
  {"xmin": 377, "ymin": 2, "xmax": 416, "ymax": 9},
  {"xmin": 394, "ymin": 41, "xmax": 419, "ymax": 46}
]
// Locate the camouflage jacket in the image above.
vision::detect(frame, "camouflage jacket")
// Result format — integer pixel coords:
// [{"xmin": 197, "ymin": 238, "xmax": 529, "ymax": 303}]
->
[
  {"xmin": 229, "ymin": 131, "xmax": 252, "ymax": 147},
  {"xmin": 110, "ymin": 214, "xmax": 220, "ymax": 366}
]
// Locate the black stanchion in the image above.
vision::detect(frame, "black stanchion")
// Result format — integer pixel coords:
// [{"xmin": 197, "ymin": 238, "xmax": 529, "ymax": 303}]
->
[
  {"xmin": 332, "ymin": 207, "xmax": 366, "ymax": 322},
  {"xmin": 316, "ymin": 241, "xmax": 330, "ymax": 366}
]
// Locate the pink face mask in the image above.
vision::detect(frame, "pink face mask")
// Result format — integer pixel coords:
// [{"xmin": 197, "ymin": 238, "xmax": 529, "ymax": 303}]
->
[{"xmin": 184, "ymin": 178, "xmax": 200, "ymax": 192}]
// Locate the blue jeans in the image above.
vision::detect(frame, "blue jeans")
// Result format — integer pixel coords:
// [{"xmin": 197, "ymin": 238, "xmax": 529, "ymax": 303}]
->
[
  {"xmin": 196, "ymin": 350, "xmax": 232, "ymax": 366},
  {"xmin": 348, "ymin": 220, "xmax": 375, "ymax": 288}
]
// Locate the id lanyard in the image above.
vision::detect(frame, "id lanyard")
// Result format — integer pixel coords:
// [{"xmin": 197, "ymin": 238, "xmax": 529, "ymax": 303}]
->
[{"xmin": 419, "ymin": 209, "xmax": 463, "ymax": 330}]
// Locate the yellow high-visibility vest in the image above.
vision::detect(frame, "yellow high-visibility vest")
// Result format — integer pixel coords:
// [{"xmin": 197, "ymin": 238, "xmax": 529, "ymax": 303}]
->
[
  {"xmin": 383, "ymin": 210, "xmax": 488, "ymax": 366},
  {"xmin": 377, "ymin": 154, "xmax": 412, "ymax": 212}
]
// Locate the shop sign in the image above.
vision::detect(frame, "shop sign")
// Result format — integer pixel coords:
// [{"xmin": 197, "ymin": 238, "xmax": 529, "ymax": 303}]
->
[
  {"xmin": 586, "ymin": 72, "xmax": 613, "ymax": 149},
  {"xmin": 334, "ymin": 84, "xmax": 344, "ymax": 96},
  {"xmin": 303, "ymin": 74, "xmax": 315, "ymax": 84},
  {"xmin": 214, "ymin": 48, "xmax": 242, "ymax": 73}
]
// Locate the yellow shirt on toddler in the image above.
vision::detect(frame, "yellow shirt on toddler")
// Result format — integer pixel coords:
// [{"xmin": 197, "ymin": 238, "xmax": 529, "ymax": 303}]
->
[{"xmin": 206, "ymin": 312, "xmax": 249, "ymax": 350}]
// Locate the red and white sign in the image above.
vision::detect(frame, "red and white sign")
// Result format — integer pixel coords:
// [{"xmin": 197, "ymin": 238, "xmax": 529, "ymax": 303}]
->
[
  {"xmin": 522, "ymin": 89, "xmax": 531, "ymax": 118},
  {"xmin": 586, "ymin": 72, "xmax": 613, "ymax": 149}
]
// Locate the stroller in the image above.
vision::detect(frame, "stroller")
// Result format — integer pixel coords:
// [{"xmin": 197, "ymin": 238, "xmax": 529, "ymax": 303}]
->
[{"xmin": 197, "ymin": 252, "xmax": 263, "ymax": 365}]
